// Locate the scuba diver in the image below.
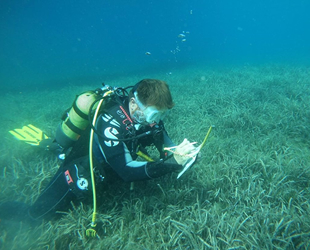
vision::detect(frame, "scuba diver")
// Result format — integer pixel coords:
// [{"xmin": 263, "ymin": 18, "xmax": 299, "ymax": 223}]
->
[{"xmin": 1, "ymin": 79, "xmax": 205, "ymax": 230}]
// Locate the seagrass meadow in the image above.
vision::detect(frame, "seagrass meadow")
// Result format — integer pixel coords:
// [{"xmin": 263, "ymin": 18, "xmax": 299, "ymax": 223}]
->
[{"xmin": 0, "ymin": 64, "xmax": 310, "ymax": 249}]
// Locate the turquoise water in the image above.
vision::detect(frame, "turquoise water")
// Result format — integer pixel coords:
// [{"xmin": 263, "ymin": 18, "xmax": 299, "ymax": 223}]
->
[
  {"xmin": 1, "ymin": 2, "xmax": 310, "ymax": 248},
  {"xmin": 1, "ymin": 0, "xmax": 309, "ymax": 91}
]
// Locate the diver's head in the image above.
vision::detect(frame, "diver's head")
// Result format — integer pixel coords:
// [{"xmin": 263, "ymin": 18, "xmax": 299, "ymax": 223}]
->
[{"xmin": 129, "ymin": 79, "xmax": 174, "ymax": 125}]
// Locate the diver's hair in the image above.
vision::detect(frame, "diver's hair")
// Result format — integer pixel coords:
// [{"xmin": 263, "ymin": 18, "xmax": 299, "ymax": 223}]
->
[{"xmin": 130, "ymin": 79, "xmax": 175, "ymax": 109}]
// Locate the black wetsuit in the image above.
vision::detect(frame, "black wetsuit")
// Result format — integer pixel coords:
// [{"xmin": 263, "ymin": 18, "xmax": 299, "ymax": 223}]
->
[{"xmin": 21, "ymin": 97, "xmax": 183, "ymax": 221}]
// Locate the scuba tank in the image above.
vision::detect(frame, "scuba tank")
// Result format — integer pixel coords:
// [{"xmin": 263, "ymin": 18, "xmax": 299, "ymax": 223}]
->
[
  {"xmin": 55, "ymin": 84, "xmax": 135, "ymax": 150},
  {"xmin": 55, "ymin": 90, "xmax": 101, "ymax": 149}
]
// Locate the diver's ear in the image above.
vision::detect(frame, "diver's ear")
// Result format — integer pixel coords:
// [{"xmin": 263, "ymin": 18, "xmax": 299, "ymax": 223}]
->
[{"xmin": 129, "ymin": 97, "xmax": 138, "ymax": 111}]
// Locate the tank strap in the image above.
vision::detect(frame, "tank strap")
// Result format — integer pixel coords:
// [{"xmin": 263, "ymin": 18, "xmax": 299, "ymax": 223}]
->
[{"xmin": 65, "ymin": 118, "xmax": 85, "ymax": 135}]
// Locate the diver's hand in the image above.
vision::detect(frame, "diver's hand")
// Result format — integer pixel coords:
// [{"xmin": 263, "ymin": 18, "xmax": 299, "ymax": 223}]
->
[{"xmin": 173, "ymin": 139, "xmax": 197, "ymax": 166}]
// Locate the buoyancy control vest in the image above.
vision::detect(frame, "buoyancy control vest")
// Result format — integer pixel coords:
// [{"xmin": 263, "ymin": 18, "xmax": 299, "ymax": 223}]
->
[{"xmin": 54, "ymin": 84, "xmax": 164, "ymax": 163}]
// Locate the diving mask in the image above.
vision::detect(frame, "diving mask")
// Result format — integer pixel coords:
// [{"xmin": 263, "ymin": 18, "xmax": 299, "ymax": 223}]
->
[{"xmin": 133, "ymin": 92, "xmax": 166, "ymax": 124}]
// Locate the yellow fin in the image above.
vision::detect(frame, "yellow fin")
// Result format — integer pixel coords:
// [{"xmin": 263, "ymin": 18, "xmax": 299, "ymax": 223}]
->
[{"xmin": 9, "ymin": 124, "xmax": 48, "ymax": 146}]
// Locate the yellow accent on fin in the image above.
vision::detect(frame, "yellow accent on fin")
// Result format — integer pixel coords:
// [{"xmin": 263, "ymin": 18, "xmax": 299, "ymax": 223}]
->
[{"xmin": 9, "ymin": 124, "xmax": 48, "ymax": 146}]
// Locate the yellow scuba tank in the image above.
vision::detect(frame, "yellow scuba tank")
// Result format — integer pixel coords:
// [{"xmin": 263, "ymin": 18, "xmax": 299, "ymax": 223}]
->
[{"xmin": 55, "ymin": 90, "xmax": 101, "ymax": 149}]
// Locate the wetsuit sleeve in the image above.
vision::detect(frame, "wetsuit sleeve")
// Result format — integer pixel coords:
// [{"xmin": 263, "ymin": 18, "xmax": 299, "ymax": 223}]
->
[
  {"xmin": 163, "ymin": 130, "xmax": 175, "ymax": 158},
  {"xmin": 94, "ymin": 114, "xmax": 183, "ymax": 182}
]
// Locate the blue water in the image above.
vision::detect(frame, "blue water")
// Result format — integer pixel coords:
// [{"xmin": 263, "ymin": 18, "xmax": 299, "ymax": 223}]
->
[{"xmin": 1, "ymin": 0, "xmax": 309, "ymax": 90}]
